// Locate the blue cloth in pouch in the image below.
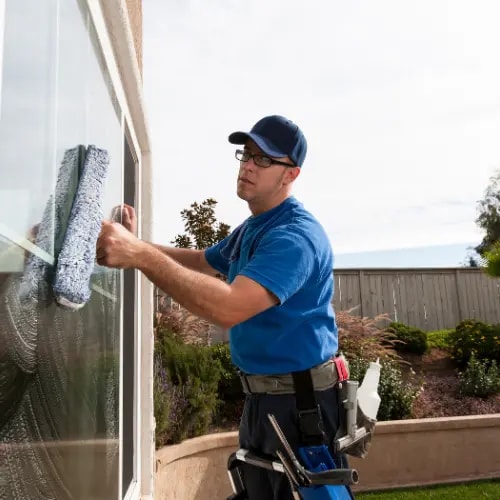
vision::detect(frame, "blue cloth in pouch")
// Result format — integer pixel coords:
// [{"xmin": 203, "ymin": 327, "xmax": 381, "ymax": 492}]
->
[{"xmin": 298, "ymin": 445, "xmax": 354, "ymax": 500}]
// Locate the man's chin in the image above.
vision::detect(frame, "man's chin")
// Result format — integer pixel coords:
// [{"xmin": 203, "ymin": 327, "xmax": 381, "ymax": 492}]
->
[{"xmin": 236, "ymin": 187, "xmax": 250, "ymax": 201}]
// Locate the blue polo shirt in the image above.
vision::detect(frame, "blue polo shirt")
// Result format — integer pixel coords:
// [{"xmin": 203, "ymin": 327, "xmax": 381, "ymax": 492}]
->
[{"xmin": 205, "ymin": 197, "xmax": 338, "ymax": 375}]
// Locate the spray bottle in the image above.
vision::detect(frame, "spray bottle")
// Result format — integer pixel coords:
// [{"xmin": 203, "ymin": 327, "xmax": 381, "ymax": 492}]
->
[{"xmin": 357, "ymin": 358, "xmax": 381, "ymax": 420}]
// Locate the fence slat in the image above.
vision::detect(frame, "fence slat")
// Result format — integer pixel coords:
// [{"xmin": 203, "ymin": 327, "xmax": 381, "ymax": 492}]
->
[
  {"xmin": 432, "ymin": 274, "xmax": 443, "ymax": 330},
  {"xmin": 396, "ymin": 273, "xmax": 407, "ymax": 325},
  {"xmin": 438, "ymin": 274, "xmax": 452, "ymax": 329}
]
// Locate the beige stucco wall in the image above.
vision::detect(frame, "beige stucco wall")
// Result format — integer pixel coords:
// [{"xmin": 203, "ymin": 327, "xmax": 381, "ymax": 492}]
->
[
  {"xmin": 156, "ymin": 433, "xmax": 237, "ymax": 500},
  {"xmin": 348, "ymin": 414, "xmax": 500, "ymax": 490},
  {"xmin": 125, "ymin": 0, "xmax": 143, "ymax": 72},
  {"xmin": 155, "ymin": 414, "xmax": 500, "ymax": 499}
]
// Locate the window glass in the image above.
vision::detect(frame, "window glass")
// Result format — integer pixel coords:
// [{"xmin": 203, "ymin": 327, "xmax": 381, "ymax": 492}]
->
[{"xmin": 0, "ymin": 1, "xmax": 123, "ymax": 499}]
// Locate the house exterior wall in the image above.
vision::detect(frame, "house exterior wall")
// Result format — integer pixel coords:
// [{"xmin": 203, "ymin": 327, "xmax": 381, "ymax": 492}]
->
[{"xmin": 125, "ymin": 0, "xmax": 143, "ymax": 73}]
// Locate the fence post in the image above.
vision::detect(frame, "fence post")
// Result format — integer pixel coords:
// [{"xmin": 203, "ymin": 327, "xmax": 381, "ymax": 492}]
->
[
  {"xmin": 358, "ymin": 270, "xmax": 365, "ymax": 318},
  {"xmin": 455, "ymin": 269, "xmax": 463, "ymax": 321}
]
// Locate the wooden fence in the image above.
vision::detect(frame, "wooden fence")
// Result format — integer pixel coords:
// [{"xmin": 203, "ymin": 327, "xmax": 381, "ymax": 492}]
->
[
  {"xmin": 155, "ymin": 268, "xmax": 500, "ymax": 335},
  {"xmin": 333, "ymin": 268, "xmax": 500, "ymax": 331}
]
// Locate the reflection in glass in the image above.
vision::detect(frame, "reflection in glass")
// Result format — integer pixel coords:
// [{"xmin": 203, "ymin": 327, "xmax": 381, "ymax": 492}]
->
[{"xmin": 0, "ymin": 1, "xmax": 123, "ymax": 499}]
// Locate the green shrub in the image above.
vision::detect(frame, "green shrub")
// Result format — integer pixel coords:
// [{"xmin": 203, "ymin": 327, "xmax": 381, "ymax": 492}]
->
[
  {"xmin": 388, "ymin": 322, "xmax": 428, "ymax": 355},
  {"xmin": 154, "ymin": 329, "xmax": 222, "ymax": 444},
  {"xmin": 427, "ymin": 329, "xmax": 455, "ymax": 350},
  {"xmin": 348, "ymin": 357, "xmax": 420, "ymax": 421},
  {"xmin": 154, "ymin": 356, "xmax": 189, "ymax": 448},
  {"xmin": 459, "ymin": 353, "xmax": 500, "ymax": 398},
  {"xmin": 210, "ymin": 342, "xmax": 243, "ymax": 401},
  {"xmin": 449, "ymin": 320, "xmax": 500, "ymax": 367}
]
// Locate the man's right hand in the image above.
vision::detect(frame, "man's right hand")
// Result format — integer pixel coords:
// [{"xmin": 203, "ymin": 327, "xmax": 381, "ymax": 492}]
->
[
  {"xmin": 96, "ymin": 220, "xmax": 144, "ymax": 269},
  {"xmin": 111, "ymin": 204, "xmax": 137, "ymax": 235}
]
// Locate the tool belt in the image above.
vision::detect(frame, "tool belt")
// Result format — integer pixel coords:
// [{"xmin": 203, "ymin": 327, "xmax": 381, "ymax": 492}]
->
[
  {"xmin": 237, "ymin": 356, "xmax": 374, "ymax": 482},
  {"xmin": 238, "ymin": 358, "xmax": 339, "ymax": 395}
]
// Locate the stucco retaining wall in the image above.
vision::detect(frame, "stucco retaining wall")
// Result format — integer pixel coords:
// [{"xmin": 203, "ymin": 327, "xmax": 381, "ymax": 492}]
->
[{"xmin": 155, "ymin": 414, "xmax": 500, "ymax": 499}]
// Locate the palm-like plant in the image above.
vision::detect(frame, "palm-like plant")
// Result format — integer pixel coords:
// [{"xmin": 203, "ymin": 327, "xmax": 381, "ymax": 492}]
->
[{"xmin": 480, "ymin": 241, "xmax": 500, "ymax": 277}]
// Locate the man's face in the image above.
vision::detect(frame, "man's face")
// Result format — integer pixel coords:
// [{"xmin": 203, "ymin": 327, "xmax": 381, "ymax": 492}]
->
[{"xmin": 236, "ymin": 140, "xmax": 297, "ymax": 203}]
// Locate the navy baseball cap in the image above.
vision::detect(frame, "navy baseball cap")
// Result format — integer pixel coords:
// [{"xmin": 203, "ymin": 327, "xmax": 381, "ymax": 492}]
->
[{"xmin": 228, "ymin": 115, "xmax": 307, "ymax": 167}]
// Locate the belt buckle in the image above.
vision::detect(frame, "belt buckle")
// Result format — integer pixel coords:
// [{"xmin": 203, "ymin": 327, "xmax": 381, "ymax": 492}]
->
[{"xmin": 297, "ymin": 405, "xmax": 326, "ymax": 442}]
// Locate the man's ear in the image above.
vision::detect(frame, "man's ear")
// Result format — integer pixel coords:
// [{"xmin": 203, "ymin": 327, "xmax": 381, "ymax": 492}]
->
[{"xmin": 285, "ymin": 166, "xmax": 301, "ymax": 184}]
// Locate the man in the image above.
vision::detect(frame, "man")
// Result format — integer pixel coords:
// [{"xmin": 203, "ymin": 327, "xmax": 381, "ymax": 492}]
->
[{"xmin": 97, "ymin": 115, "xmax": 345, "ymax": 499}]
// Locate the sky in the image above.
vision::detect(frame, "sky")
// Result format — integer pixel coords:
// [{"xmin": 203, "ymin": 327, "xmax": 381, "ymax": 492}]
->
[{"xmin": 142, "ymin": 0, "xmax": 500, "ymax": 267}]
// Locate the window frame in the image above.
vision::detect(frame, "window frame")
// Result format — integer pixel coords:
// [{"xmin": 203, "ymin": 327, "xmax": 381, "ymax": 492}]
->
[{"xmin": 85, "ymin": 1, "xmax": 154, "ymax": 499}]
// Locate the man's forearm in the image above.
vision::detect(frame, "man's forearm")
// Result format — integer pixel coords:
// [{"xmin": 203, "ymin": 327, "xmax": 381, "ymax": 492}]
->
[
  {"xmin": 149, "ymin": 243, "xmax": 214, "ymax": 275},
  {"xmin": 138, "ymin": 243, "xmax": 236, "ymax": 328}
]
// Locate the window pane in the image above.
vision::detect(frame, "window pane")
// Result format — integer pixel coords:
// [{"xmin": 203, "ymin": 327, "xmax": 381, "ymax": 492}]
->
[{"xmin": 0, "ymin": 1, "xmax": 123, "ymax": 499}]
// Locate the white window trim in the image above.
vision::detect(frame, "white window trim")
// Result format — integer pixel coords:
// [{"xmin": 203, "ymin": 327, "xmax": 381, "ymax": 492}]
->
[
  {"xmin": 0, "ymin": 0, "xmax": 5, "ymax": 116},
  {"xmin": 117, "ymin": 116, "xmax": 126, "ymax": 500},
  {"xmin": 85, "ymin": 1, "xmax": 154, "ymax": 500}
]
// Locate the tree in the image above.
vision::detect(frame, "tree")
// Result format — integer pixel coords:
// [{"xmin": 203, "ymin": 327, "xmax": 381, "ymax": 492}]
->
[
  {"xmin": 172, "ymin": 198, "xmax": 231, "ymax": 250},
  {"xmin": 475, "ymin": 169, "xmax": 500, "ymax": 256},
  {"xmin": 462, "ymin": 248, "xmax": 480, "ymax": 268}
]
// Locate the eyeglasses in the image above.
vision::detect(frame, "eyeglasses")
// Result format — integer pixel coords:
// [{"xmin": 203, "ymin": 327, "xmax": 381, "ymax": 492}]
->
[{"xmin": 235, "ymin": 149, "xmax": 294, "ymax": 168}]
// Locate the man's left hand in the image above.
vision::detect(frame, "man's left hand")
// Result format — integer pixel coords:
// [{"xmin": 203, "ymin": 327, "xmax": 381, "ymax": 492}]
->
[{"xmin": 96, "ymin": 221, "xmax": 145, "ymax": 269}]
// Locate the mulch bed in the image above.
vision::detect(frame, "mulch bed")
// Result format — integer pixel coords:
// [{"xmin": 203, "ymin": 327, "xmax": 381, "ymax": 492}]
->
[
  {"xmin": 412, "ymin": 373, "xmax": 500, "ymax": 418},
  {"xmin": 402, "ymin": 349, "xmax": 500, "ymax": 418}
]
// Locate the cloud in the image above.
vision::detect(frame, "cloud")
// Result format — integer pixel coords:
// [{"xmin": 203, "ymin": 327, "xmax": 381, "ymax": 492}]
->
[{"xmin": 144, "ymin": 0, "xmax": 500, "ymax": 260}]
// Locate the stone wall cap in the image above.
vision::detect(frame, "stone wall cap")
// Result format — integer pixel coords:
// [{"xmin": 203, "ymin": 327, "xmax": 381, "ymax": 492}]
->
[
  {"xmin": 156, "ymin": 431, "xmax": 238, "ymax": 467},
  {"xmin": 374, "ymin": 414, "xmax": 500, "ymax": 434}
]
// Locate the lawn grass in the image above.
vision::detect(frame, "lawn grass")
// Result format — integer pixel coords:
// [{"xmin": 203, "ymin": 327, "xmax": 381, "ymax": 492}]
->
[{"xmin": 356, "ymin": 480, "xmax": 500, "ymax": 499}]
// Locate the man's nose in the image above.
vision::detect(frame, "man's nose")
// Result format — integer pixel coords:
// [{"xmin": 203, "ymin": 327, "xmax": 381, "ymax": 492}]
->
[{"xmin": 241, "ymin": 158, "xmax": 256, "ymax": 172}]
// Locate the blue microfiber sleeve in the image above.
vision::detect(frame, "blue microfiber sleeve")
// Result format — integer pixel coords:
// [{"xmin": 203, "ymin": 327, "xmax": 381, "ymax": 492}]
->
[
  {"xmin": 53, "ymin": 145, "xmax": 109, "ymax": 310},
  {"xmin": 19, "ymin": 146, "xmax": 84, "ymax": 302}
]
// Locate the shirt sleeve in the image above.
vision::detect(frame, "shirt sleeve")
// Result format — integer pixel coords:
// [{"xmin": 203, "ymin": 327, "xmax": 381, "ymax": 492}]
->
[
  {"xmin": 204, "ymin": 238, "xmax": 230, "ymax": 276},
  {"xmin": 238, "ymin": 228, "xmax": 315, "ymax": 304}
]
